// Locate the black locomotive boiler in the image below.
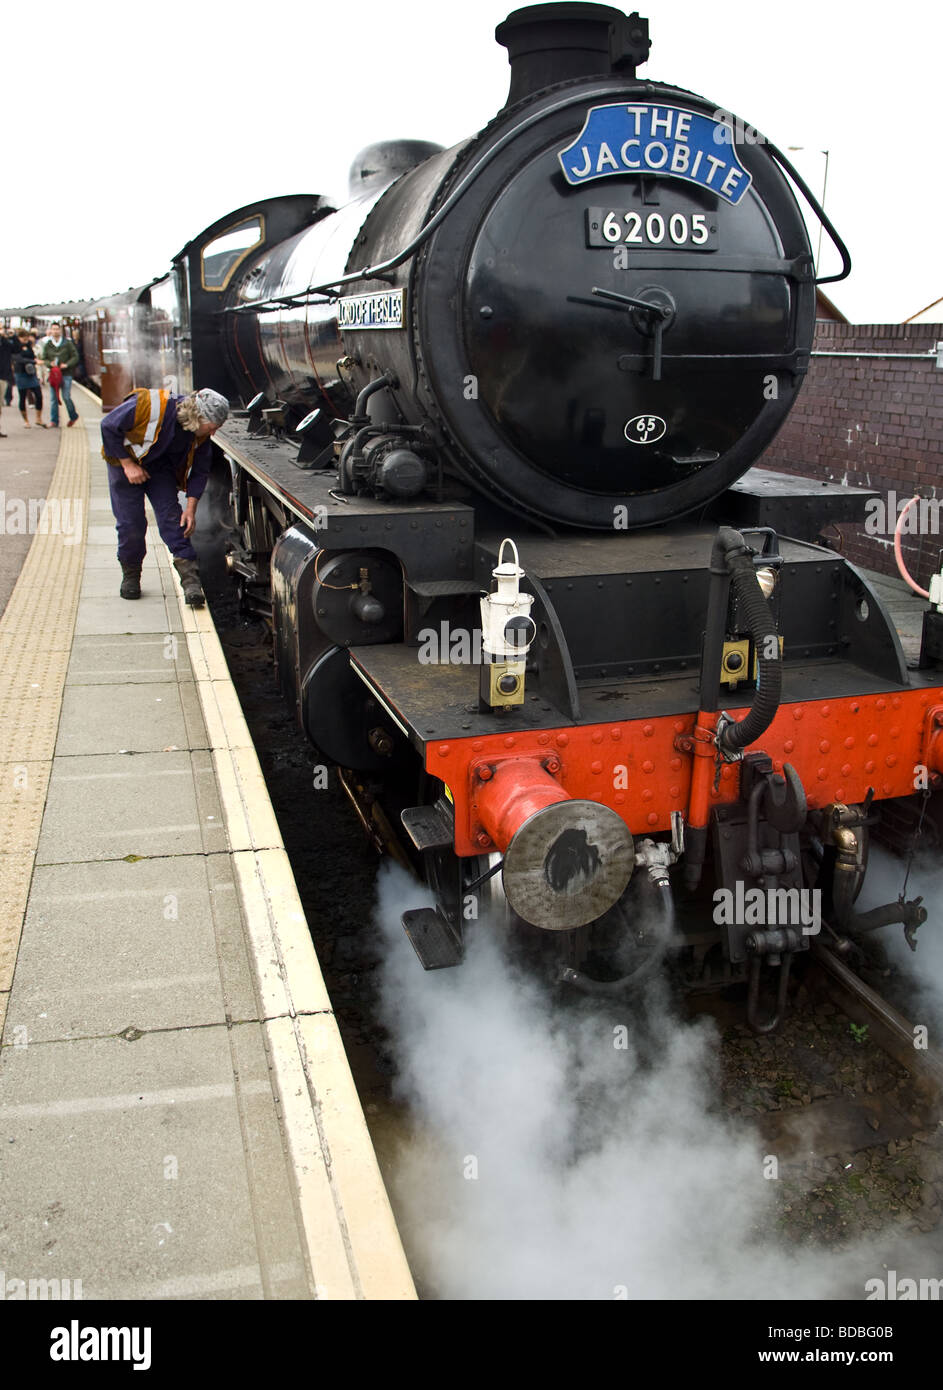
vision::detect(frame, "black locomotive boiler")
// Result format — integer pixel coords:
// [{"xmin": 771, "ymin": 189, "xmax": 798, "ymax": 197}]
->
[{"xmin": 128, "ymin": 3, "xmax": 942, "ymax": 1027}]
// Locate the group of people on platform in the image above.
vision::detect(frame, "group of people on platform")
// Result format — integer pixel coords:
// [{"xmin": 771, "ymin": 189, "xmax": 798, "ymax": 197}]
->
[
  {"xmin": 0, "ymin": 315, "xmax": 229, "ymax": 611},
  {"xmin": 0, "ymin": 321, "xmax": 80, "ymax": 434}
]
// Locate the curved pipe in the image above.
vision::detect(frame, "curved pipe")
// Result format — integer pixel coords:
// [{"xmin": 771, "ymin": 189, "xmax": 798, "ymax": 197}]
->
[
  {"xmin": 717, "ymin": 548, "xmax": 783, "ymax": 754},
  {"xmin": 354, "ymin": 369, "xmax": 398, "ymax": 421},
  {"xmin": 684, "ymin": 527, "xmax": 784, "ymax": 891},
  {"xmin": 559, "ymin": 878, "xmax": 673, "ymax": 994},
  {"xmin": 746, "ymin": 952, "xmax": 793, "ymax": 1034},
  {"xmin": 831, "ymin": 862, "xmax": 927, "ymax": 940},
  {"xmin": 894, "ymin": 495, "xmax": 930, "ymax": 598},
  {"xmin": 765, "ymin": 140, "xmax": 852, "ymax": 286}
]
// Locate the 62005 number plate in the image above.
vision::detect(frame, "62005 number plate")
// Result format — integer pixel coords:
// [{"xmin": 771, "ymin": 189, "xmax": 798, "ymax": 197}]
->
[{"xmin": 586, "ymin": 207, "xmax": 717, "ymax": 249}]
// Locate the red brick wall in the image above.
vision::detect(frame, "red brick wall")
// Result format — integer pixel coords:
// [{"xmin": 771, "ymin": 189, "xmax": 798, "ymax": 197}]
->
[{"xmin": 760, "ymin": 321, "xmax": 943, "ymax": 590}]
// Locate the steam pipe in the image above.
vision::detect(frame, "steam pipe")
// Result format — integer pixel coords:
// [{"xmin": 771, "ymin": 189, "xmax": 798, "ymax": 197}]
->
[{"xmin": 354, "ymin": 370, "xmax": 398, "ymax": 420}]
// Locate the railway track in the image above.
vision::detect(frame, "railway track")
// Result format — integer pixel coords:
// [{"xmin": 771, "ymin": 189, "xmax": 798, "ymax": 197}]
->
[{"xmin": 702, "ymin": 944, "xmax": 943, "ymax": 1249}]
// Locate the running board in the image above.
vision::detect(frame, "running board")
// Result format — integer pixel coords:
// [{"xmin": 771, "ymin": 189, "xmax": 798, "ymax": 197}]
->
[{"xmin": 401, "ymin": 907, "xmax": 462, "ymax": 970}]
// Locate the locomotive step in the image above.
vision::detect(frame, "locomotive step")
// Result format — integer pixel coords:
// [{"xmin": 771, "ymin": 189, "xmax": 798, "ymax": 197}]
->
[
  {"xmin": 401, "ymin": 908, "xmax": 463, "ymax": 970},
  {"xmin": 401, "ymin": 803, "xmax": 454, "ymax": 852}
]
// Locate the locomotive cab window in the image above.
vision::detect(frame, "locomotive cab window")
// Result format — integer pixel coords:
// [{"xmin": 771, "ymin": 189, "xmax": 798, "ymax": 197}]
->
[{"xmin": 201, "ymin": 217, "xmax": 264, "ymax": 291}]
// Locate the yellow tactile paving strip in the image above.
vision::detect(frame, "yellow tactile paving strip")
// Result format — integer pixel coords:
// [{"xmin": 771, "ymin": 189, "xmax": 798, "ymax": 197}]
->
[{"xmin": 0, "ymin": 410, "xmax": 88, "ymax": 1031}]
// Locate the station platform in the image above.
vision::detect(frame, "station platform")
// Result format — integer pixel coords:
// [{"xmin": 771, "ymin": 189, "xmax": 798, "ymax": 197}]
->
[{"xmin": 0, "ymin": 386, "xmax": 415, "ymax": 1300}]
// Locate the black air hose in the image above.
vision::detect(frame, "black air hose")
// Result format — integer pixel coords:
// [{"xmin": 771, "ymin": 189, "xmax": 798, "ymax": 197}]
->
[{"xmin": 717, "ymin": 547, "xmax": 782, "ymax": 754}]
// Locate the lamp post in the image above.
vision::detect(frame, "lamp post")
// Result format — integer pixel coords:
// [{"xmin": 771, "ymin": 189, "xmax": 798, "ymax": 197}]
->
[{"xmin": 788, "ymin": 147, "xmax": 830, "ymax": 273}]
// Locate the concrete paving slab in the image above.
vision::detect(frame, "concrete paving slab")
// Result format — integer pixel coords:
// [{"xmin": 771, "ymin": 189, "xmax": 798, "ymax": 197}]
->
[
  {"xmin": 35, "ymin": 751, "xmax": 219, "ymax": 865},
  {"xmin": 55, "ymin": 682, "xmax": 192, "ymax": 756},
  {"xmin": 232, "ymin": 848, "xmax": 332, "ymax": 1019},
  {"xmin": 0, "ymin": 1024, "xmax": 308, "ymax": 1300},
  {"xmin": 162, "ymin": 584, "xmax": 187, "ymax": 635},
  {"xmin": 220, "ymin": 1022, "xmax": 311, "ymax": 1299},
  {"xmin": 188, "ymin": 749, "xmax": 231, "ymax": 857},
  {"xmin": 86, "ymin": 524, "xmax": 127, "ymax": 546},
  {"xmin": 7, "ymin": 857, "xmax": 230, "ymax": 1040},
  {"xmin": 178, "ymin": 679, "xmax": 211, "ymax": 749},
  {"xmin": 296, "ymin": 1011, "xmax": 415, "ymax": 1300},
  {"xmin": 80, "ymin": 569, "xmax": 148, "ymax": 598},
  {"xmin": 80, "ymin": 545, "xmax": 159, "ymax": 571},
  {"xmin": 66, "ymin": 635, "xmax": 192, "ymax": 686},
  {"xmin": 74, "ymin": 593, "xmax": 174, "ymax": 636},
  {"xmin": 202, "ymin": 851, "xmax": 260, "ymax": 1025}
]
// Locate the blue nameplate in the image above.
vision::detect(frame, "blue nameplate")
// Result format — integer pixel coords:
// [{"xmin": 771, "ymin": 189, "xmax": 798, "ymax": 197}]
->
[{"xmin": 558, "ymin": 104, "xmax": 752, "ymax": 206}]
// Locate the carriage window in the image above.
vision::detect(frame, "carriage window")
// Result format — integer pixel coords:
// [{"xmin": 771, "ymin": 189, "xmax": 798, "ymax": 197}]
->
[{"xmin": 201, "ymin": 217, "xmax": 263, "ymax": 290}]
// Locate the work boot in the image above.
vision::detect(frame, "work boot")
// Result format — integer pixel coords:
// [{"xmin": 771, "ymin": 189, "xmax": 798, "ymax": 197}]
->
[
  {"xmin": 119, "ymin": 563, "xmax": 142, "ymax": 600},
  {"xmin": 174, "ymin": 556, "xmax": 205, "ymax": 608}
]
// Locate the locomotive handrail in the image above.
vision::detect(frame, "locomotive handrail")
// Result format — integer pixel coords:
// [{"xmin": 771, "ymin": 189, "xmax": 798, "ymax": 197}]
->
[
  {"xmin": 231, "ymin": 85, "xmax": 720, "ymax": 310},
  {"xmin": 763, "ymin": 140, "xmax": 852, "ymax": 286},
  {"xmin": 224, "ymin": 90, "xmax": 851, "ymax": 317}
]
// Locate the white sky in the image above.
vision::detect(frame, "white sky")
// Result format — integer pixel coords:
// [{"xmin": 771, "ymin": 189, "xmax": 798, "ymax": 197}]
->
[{"xmin": 4, "ymin": 0, "xmax": 939, "ymax": 324}]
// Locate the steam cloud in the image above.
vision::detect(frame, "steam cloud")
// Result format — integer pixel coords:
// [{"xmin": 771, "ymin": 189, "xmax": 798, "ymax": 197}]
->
[
  {"xmin": 373, "ymin": 862, "xmax": 927, "ymax": 1300},
  {"xmin": 856, "ymin": 844, "xmax": 943, "ymax": 1041}
]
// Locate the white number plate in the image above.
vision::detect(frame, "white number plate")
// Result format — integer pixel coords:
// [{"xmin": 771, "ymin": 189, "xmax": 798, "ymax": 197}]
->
[{"xmin": 586, "ymin": 207, "xmax": 717, "ymax": 250}]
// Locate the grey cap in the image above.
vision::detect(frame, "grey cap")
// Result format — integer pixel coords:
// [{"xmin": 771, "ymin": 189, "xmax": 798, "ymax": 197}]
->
[{"xmin": 193, "ymin": 388, "xmax": 230, "ymax": 426}]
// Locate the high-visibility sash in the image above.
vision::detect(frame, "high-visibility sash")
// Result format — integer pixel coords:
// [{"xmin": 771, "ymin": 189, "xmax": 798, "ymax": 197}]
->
[
  {"xmin": 124, "ymin": 388, "xmax": 169, "ymax": 463},
  {"xmin": 103, "ymin": 388, "xmax": 197, "ymax": 488}
]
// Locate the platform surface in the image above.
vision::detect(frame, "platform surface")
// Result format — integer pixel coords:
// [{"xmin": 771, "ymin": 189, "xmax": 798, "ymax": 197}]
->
[{"xmin": 0, "ymin": 385, "xmax": 414, "ymax": 1300}]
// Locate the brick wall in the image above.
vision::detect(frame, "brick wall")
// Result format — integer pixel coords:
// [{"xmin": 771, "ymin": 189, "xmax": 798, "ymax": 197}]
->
[{"xmin": 760, "ymin": 321, "xmax": 943, "ymax": 589}]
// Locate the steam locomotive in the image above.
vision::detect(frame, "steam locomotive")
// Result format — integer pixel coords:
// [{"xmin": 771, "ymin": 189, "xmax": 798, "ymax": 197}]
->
[{"xmin": 60, "ymin": 4, "xmax": 943, "ymax": 1027}]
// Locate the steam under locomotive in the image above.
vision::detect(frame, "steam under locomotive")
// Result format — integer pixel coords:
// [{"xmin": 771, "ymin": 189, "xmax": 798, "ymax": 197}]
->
[{"xmin": 64, "ymin": 4, "xmax": 943, "ymax": 1028}]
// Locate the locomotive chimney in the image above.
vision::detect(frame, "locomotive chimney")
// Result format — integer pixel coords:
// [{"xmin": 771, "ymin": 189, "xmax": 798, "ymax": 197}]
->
[{"xmin": 496, "ymin": 2, "xmax": 650, "ymax": 107}]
